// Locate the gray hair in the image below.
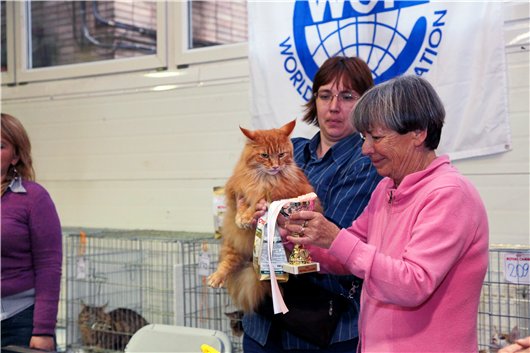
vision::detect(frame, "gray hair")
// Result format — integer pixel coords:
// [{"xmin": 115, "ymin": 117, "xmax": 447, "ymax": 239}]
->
[{"xmin": 353, "ymin": 75, "xmax": 445, "ymax": 150}]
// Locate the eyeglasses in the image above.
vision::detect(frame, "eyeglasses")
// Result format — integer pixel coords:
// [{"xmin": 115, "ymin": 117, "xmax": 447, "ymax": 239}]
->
[
  {"xmin": 359, "ymin": 131, "xmax": 397, "ymax": 143},
  {"xmin": 314, "ymin": 91, "xmax": 360, "ymax": 104}
]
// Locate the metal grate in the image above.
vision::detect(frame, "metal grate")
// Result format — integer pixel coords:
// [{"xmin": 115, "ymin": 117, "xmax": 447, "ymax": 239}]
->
[
  {"xmin": 63, "ymin": 230, "xmax": 242, "ymax": 353},
  {"xmin": 478, "ymin": 245, "xmax": 530, "ymax": 352},
  {"xmin": 179, "ymin": 240, "xmax": 243, "ymax": 352},
  {"xmin": 64, "ymin": 233, "xmax": 530, "ymax": 353}
]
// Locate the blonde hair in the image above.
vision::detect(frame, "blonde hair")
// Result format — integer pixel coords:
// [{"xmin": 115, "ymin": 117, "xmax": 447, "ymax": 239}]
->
[{"xmin": 1, "ymin": 113, "xmax": 35, "ymax": 194}]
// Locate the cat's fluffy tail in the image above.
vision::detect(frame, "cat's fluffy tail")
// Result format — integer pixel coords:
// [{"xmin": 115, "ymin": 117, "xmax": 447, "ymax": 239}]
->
[{"xmin": 226, "ymin": 264, "xmax": 270, "ymax": 313}]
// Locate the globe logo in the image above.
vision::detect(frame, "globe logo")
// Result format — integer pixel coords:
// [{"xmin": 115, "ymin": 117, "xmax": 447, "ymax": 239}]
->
[{"xmin": 293, "ymin": 0, "xmax": 432, "ymax": 84}]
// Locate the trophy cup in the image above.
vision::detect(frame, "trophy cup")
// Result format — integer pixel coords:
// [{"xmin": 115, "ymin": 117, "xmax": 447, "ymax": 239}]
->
[{"xmin": 280, "ymin": 198, "xmax": 320, "ymax": 275}]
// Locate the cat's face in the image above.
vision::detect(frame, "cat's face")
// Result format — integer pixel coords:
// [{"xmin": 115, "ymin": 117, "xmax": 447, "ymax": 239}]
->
[
  {"xmin": 492, "ymin": 332, "xmax": 511, "ymax": 349},
  {"xmin": 491, "ymin": 326, "xmax": 520, "ymax": 349},
  {"xmin": 240, "ymin": 120, "xmax": 296, "ymax": 177},
  {"xmin": 251, "ymin": 142, "xmax": 293, "ymax": 176},
  {"xmin": 79, "ymin": 302, "xmax": 110, "ymax": 326}
]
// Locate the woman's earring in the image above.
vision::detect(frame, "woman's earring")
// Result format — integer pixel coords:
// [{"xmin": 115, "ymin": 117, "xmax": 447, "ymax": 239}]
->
[{"xmin": 12, "ymin": 166, "xmax": 19, "ymax": 180}]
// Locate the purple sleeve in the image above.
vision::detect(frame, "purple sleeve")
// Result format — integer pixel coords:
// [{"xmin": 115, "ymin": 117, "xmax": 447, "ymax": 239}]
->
[{"xmin": 29, "ymin": 190, "xmax": 62, "ymax": 336}]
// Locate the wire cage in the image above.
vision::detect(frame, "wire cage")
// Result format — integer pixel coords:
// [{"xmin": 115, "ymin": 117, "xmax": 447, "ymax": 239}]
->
[
  {"xmin": 63, "ymin": 232, "xmax": 529, "ymax": 353},
  {"xmin": 478, "ymin": 245, "xmax": 530, "ymax": 352},
  {"xmin": 64, "ymin": 230, "xmax": 243, "ymax": 353},
  {"xmin": 179, "ymin": 239, "xmax": 244, "ymax": 352}
]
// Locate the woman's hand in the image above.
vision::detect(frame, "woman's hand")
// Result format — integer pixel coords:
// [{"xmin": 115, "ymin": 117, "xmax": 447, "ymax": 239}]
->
[
  {"xmin": 285, "ymin": 210, "xmax": 340, "ymax": 249},
  {"xmin": 275, "ymin": 212, "xmax": 294, "ymax": 250},
  {"xmin": 498, "ymin": 336, "xmax": 530, "ymax": 353},
  {"xmin": 30, "ymin": 335, "xmax": 55, "ymax": 351}
]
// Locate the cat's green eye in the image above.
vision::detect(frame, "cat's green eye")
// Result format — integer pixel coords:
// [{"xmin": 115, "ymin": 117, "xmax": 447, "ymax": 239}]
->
[
  {"xmin": 278, "ymin": 152, "xmax": 286, "ymax": 158},
  {"xmin": 260, "ymin": 153, "xmax": 269, "ymax": 158}
]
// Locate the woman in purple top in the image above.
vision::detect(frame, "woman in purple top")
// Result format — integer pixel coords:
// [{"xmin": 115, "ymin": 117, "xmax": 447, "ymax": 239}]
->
[{"xmin": 1, "ymin": 113, "xmax": 62, "ymax": 351}]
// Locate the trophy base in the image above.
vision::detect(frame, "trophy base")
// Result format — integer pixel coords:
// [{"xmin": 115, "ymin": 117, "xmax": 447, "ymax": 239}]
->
[{"xmin": 282, "ymin": 262, "xmax": 320, "ymax": 275}]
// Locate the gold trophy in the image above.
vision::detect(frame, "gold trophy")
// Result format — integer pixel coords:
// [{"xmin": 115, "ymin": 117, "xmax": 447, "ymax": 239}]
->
[{"xmin": 281, "ymin": 200, "xmax": 320, "ymax": 275}]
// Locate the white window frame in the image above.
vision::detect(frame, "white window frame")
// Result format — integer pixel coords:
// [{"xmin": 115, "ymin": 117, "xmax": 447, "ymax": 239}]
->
[
  {"xmin": 13, "ymin": 1, "xmax": 168, "ymax": 83},
  {"xmin": 170, "ymin": 1, "xmax": 248, "ymax": 68},
  {"xmin": 2, "ymin": 1, "xmax": 250, "ymax": 86},
  {"xmin": 1, "ymin": 1, "xmax": 16, "ymax": 85}
]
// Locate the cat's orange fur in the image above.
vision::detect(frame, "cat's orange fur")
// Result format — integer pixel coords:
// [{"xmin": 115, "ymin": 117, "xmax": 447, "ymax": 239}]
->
[{"xmin": 208, "ymin": 120, "xmax": 317, "ymax": 312}]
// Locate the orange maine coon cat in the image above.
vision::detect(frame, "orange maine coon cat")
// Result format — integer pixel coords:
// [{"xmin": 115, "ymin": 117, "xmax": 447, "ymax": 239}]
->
[{"xmin": 208, "ymin": 120, "xmax": 317, "ymax": 312}]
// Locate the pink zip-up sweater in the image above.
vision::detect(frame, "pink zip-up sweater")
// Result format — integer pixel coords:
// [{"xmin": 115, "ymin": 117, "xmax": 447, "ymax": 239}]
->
[{"xmin": 310, "ymin": 155, "xmax": 489, "ymax": 352}]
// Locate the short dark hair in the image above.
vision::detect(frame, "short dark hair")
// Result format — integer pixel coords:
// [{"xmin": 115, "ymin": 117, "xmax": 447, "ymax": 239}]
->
[
  {"xmin": 302, "ymin": 56, "xmax": 374, "ymax": 126},
  {"xmin": 353, "ymin": 75, "xmax": 445, "ymax": 150}
]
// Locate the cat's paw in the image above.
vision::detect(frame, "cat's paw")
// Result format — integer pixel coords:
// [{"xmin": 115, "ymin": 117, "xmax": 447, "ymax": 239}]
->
[
  {"xmin": 207, "ymin": 272, "xmax": 225, "ymax": 288},
  {"xmin": 235, "ymin": 215, "xmax": 253, "ymax": 230},
  {"xmin": 238, "ymin": 222, "xmax": 254, "ymax": 230}
]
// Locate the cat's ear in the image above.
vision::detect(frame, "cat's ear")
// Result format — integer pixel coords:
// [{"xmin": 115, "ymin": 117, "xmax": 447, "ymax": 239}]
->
[
  {"xmin": 240, "ymin": 126, "xmax": 256, "ymax": 141},
  {"xmin": 80, "ymin": 299, "xmax": 86, "ymax": 308},
  {"xmin": 279, "ymin": 119, "xmax": 296, "ymax": 136},
  {"xmin": 510, "ymin": 326, "xmax": 520, "ymax": 342}
]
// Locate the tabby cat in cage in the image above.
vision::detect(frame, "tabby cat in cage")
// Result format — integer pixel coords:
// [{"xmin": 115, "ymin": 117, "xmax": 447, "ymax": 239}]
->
[
  {"xmin": 225, "ymin": 310, "xmax": 244, "ymax": 337},
  {"xmin": 490, "ymin": 326, "xmax": 520, "ymax": 351},
  {"xmin": 478, "ymin": 326, "xmax": 521, "ymax": 353},
  {"xmin": 78, "ymin": 301, "xmax": 149, "ymax": 351}
]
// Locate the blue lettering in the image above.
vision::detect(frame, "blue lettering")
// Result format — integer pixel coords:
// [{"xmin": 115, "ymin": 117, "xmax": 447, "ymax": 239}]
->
[
  {"xmin": 302, "ymin": 85, "xmax": 313, "ymax": 101},
  {"xmin": 414, "ymin": 9, "xmax": 446, "ymax": 76},
  {"xmin": 433, "ymin": 10, "xmax": 447, "ymax": 27},
  {"xmin": 349, "ymin": 0, "xmax": 382, "ymax": 14},
  {"xmin": 414, "ymin": 66, "xmax": 430, "ymax": 76},
  {"xmin": 308, "ymin": 0, "xmax": 345, "ymax": 22},
  {"xmin": 295, "ymin": 77, "xmax": 306, "ymax": 95},
  {"xmin": 307, "ymin": 0, "xmax": 425, "ymax": 24},
  {"xmin": 418, "ymin": 47, "xmax": 437, "ymax": 65},
  {"xmin": 278, "ymin": 37, "xmax": 315, "ymax": 102},
  {"xmin": 428, "ymin": 28, "xmax": 442, "ymax": 48},
  {"xmin": 291, "ymin": 70, "xmax": 304, "ymax": 88},
  {"xmin": 284, "ymin": 56, "xmax": 297, "ymax": 74},
  {"xmin": 279, "ymin": 37, "xmax": 294, "ymax": 56}
]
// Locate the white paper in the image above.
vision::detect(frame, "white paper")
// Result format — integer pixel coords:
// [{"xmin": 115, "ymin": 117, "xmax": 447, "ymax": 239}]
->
[{"xmin": 503, "ymin": 252, "xmax": 530, "ymax": 284}]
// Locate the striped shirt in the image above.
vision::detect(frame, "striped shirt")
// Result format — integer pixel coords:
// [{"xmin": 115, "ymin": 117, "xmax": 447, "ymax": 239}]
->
[
  {"xmin": 292, "ymin": 133, "xmax": 381, "ymax": 229},
  {"xmin": 242, "ymin": 132, "xmax": 382, "ymax": 350}
]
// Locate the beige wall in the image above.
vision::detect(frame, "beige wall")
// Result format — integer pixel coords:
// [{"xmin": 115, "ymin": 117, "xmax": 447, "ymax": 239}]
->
[{"xmin": 2, "ymin": 59, "xmax": 251, "ymax": 233}]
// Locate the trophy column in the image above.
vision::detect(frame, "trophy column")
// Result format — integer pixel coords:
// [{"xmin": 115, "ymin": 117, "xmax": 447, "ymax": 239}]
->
[{"xmin": 280, "ymin": 200, "xmax": 320, "ymax": 275}]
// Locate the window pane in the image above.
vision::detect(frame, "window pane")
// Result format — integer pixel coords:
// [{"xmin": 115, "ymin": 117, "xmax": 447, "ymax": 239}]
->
[
  {"xmin": 1, "ymin": 1, "xmax": 6, "ymax": 72},
  {"xmin": 28, "ymin": 0, "xmax": 158, "ymax": 69},
  {"xmin": 190, "ymin": 0, "xmax": 247, "ymax": 49}
]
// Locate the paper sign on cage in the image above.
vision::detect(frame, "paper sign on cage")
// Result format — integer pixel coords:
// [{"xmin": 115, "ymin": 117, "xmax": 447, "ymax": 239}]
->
[{"xmin": 503, "ymin": 252, "xmax": 530, "ymax": 285}]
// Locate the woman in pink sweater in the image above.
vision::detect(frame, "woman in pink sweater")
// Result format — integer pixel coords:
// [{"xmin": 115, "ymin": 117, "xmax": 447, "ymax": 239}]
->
[{"xmin": 285, "ymin": 75, "xmax": 489, "ymax": 353}]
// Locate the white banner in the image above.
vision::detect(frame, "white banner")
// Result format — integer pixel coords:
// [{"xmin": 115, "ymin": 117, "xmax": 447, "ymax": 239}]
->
[{"xmin": 248, "ymin": 1, "xmax": 511, "ymax": 160}]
